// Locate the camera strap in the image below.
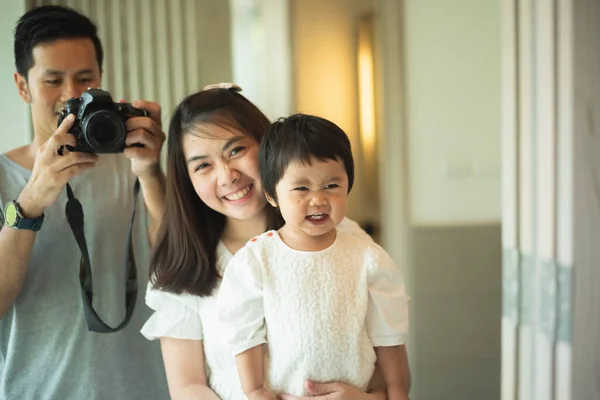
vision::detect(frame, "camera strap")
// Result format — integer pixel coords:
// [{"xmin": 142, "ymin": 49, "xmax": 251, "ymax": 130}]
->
[{"xmin": 64, "ymin": 179, "xmax": 139, "ymax": 333}]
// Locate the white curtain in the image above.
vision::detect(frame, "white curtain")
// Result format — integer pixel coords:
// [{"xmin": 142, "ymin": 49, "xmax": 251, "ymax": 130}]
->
[{"xmin": 28, "ymin": 0, "xmax": 233, "ymax": 163}]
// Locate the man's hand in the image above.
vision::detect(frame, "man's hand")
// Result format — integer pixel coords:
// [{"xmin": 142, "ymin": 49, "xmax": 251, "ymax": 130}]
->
[
  {"xmin": 120, "ymin": 99, "xmax": 166, "ymax": 244},
  {"xmin": 122, "ymin": 100, "xmax": 165, "ymax": 179},
  {"xmin": 17, "ymin": 114, "xmax": 98, "ymax": 217}
]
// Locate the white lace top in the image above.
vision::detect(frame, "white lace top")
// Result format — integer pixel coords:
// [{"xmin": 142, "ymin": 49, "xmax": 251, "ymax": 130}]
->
[{"xmin": 216, "ymin": 228, "xmax": 409, "ymax": 396}]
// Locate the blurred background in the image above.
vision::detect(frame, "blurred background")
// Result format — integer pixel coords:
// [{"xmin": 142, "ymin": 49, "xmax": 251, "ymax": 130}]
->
[
  {"xmin": 0, "ymin": 0, "xmax": 502, "ymax": 399},
  {"xmin": 5, "ymin": 1, "xmax": 597, "ymax": 400}
]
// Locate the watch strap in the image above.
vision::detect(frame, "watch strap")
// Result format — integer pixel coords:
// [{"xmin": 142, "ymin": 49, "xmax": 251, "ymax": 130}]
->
[{"xmin": 16, "ymin": 212, "xmax": 45, "ymax": 231}]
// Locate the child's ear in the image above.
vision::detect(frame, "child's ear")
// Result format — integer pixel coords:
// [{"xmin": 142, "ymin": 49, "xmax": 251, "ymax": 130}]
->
[{"xmin": 265, "ymin": 192, "xmax": 278, "ymax": 208}]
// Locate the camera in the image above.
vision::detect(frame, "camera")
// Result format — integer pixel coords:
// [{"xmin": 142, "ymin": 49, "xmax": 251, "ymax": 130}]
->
[{"xmin": 57, "ymin": 88, "xmax": 147, "ymax": 153}]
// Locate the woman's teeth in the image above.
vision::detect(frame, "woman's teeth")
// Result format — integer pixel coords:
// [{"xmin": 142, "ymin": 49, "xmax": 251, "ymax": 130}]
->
[{"xmin": 225, "ymin": 185, "xmax": 251, "ymax": 201}]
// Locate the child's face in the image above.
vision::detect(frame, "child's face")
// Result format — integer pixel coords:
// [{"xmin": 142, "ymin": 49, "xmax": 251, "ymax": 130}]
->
[{"xmin": 268, "ymin": 158, "xmax": 348, "ymax": 241}]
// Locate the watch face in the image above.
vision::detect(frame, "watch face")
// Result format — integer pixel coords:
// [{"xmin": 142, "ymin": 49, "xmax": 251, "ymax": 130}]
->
[{"xmin": 4, "ymin": 202, "xmax": 18, "ymax": 226}]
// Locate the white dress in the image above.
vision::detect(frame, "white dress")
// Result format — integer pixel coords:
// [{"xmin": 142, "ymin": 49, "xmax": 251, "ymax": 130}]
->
[
  {"xmin": 140, "ymin": 218, "xmax": 405, "ymax": 399},
  {"xmin": 216, "ymin": 229, "xmax": 409, "ymax": 396}
]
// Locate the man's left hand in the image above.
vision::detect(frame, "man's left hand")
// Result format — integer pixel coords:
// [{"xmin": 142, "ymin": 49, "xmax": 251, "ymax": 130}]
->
[{"xmin": 123, "ymin": 99, "xmax": 166, "ymax": 179}]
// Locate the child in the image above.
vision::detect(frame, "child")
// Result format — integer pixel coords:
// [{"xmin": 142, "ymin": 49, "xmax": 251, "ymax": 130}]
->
[{"xmin": 216, "ymin": 114, "xmax": 410, "ymax": 399}]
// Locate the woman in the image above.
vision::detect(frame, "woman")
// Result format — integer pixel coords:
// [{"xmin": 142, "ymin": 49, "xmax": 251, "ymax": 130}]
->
[{"xmin": 141, "ymin": 84, "xmax": 401, "ymax": 400}]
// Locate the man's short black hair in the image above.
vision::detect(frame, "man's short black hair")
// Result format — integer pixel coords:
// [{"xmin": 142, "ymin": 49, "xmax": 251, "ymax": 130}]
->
[
  {"xmin": 259, "ymin": 113, "xmax": 355, "ymax": 201},
  {"xmin": 14, "ymin": 5, "xmax": 104, "ymax": 77}
]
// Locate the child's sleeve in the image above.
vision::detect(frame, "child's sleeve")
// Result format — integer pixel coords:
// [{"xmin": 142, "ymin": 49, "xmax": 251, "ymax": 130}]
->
[
  {"xmin": 216, "ymin": 246, "xmax": 267, "ymax": 356},
  {"xmin": 366, "ymin": 245, "xmax": 410, "ymax": 347}
]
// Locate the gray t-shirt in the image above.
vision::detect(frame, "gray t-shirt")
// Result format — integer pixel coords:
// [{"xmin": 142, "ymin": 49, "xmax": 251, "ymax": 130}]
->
[{"xmin": 0, "ymin": 153, "xmax": 169, "ymax": 399}]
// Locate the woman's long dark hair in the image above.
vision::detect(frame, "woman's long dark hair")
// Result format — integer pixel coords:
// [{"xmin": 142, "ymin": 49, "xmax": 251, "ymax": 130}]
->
[{"xmin": 149, "ymin": 88, "xmax": 284, "ymax": 296}]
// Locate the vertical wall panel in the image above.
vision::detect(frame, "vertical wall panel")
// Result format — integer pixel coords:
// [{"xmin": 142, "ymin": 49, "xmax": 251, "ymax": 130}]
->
[
  {"xmin": 500, "ymin": 0, "xmax": 519, "ymax": 397},
  {"xmin": 532, "ymin": 1, "xmax": 557, "ymax": 398},
  {"xmin": 125, "ymin": 0, "xmax": 141, "ymax": 102},
  {"xmin": 139, "ymin": 3, "xmax": 157, "ymax": 103},
  {"xmin": 110, "ymin": 0, "xmax": 125, "ymax": 100},
  {"xmin": 95, "ymin": 0, "xmax": 113, "ymax": 92},
  {"xmin": 154, "ymin": 0, "xmax": 172, "ymax": 114},
  {"xmin": 516, "ymin": 0, "xmax": 534, "ymax": 398},
  {"xmin": 503, "ymin": 0, "xmax": 585, "ymax": 398},
  {"xmin": 571, "ymin": 0, "xmax": 600, "ymax": 398},
  {"xmin": 184, "ymin": 0, "xmax": 200, "ymax": 93},
  {"xmin": 170, "ymin": 0, "xmax": 186, "ymax": 106},
  {"xmin": 555, "ymin": 0, "xmax": 573, "ymax": 399}
]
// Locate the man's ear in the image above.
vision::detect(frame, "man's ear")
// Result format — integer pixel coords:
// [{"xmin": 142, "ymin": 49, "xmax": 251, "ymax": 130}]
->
[
  {"xmin": 14, "ymin": 72, "xmax": 31, "ymax": 103},
  {"xmin": 265, "ymin": 192, "xmax": 278, "ymax": 208}
]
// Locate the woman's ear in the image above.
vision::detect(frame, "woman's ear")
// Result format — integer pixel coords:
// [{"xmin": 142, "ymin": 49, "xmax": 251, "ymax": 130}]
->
[{"xmin": 265, "ymin": 192, "xmax": 278, "ymax": 208}]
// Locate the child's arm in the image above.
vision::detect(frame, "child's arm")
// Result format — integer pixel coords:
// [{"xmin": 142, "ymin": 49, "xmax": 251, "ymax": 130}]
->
[
  {"xmin": 375, "ymin": 345, "xmax": 411, "ymax": 400},
  {"xmin": 216, "ymin": 246, "xmax": 272, "ymax": 398},
  {"xmin": 236, "ymin": 345, "xmax": 276, "ymax": 400}
]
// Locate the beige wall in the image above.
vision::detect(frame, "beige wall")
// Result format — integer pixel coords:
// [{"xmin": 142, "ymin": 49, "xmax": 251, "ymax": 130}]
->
[{"xmin": 290, "ymin": 0, "xmax": 378, "ymax": 226}]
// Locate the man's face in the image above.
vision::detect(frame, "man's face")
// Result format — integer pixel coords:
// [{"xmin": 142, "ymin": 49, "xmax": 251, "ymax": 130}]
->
[{"xmin": 14, "ymin": 38, "xmax": 102, "ymax": 142}]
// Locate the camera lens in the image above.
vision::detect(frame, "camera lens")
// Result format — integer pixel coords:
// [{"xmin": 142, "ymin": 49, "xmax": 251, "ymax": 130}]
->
[{"xmin": 81, "ymin": 111, "xmax": 126, "ymax": 152}]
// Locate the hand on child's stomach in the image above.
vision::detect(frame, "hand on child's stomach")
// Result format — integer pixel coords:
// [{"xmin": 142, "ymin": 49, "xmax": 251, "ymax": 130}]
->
[{"xmin": 278, "ymin": 380, "xmax": 369, "ymax": 400}]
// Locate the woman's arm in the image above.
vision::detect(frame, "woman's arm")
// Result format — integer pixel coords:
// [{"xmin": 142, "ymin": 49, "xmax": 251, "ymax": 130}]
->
[
  {"xmin": 160, "ymin": 337, "xmax": 221, "ymax": 400},
  {"xmin": 375, "ymin": 345, "xmax": 411, "ymax": 400}
]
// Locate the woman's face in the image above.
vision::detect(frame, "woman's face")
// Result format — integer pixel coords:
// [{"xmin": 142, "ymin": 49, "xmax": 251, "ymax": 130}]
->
[{"xmin": 182, "ymin": 124, "xmax": 267, "ymax": 221}]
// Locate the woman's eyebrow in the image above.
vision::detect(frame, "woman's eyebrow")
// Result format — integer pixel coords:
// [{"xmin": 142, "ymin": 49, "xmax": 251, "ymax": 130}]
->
[
  {"xmin": 222, "ymin": 136, "xmax": 245, "ymax": 151},
  {"xmin": 186, "ymin": 154, "xmax": 207, "ymax": 164}
]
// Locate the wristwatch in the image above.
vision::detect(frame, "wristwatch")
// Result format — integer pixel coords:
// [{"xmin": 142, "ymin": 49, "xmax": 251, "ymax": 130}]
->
[{"xmin": 3, "ymin": 200, "xmax": 44, "ymax": 231}]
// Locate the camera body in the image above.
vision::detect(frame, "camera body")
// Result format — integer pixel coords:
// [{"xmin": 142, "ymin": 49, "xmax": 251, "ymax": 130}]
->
[{"xmin": 57, "ymin": 88, "xmax": 147, "ymax": 153}]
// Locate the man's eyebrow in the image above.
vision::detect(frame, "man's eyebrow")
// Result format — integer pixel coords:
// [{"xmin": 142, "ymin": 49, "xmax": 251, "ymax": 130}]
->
[
  {"xmin": 41, "ymin": 69, "xmax": 64, "ymax": 76},
  {"xmin": 41, "ymin": 69, "xmax": 96, "ymax": 76}
]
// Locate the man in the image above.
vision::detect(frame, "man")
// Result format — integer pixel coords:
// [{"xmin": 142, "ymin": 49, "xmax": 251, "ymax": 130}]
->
[{"xmin": 0, "ymin": 5, "xmax": 169, "ymax": 398}]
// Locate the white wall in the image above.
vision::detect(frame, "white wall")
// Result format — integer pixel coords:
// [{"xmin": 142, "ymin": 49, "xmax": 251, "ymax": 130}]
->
[
  {"xmin": 230, "ymin": 0, "xmax": 293, "ymax": 120},
  {"xmin": 404, "ymin": 0, "xmax": 501, "ymax": 225},
  {"xmin": 0, "ymin": 0, "xmax": 31, "ymax": 153}
]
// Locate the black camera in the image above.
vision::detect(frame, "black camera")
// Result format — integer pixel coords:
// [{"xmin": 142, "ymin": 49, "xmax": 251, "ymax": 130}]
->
[{"xmin": 57, "ymin": 88, "xmax": 147, "ymax": 153}]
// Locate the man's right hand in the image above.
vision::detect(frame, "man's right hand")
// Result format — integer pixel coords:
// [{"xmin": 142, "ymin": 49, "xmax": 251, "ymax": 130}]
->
[{"xmin": 16, "ymin": 114, "xmax": 99, "ymax": 218}]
